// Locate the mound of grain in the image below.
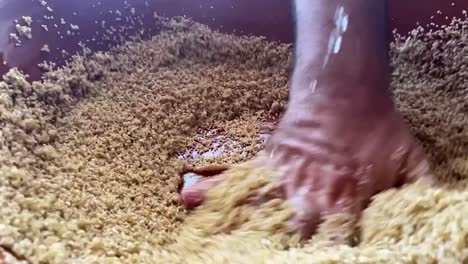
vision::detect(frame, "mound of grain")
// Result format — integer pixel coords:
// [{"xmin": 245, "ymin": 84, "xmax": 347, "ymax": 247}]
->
[
  {"xmin": 154, "ymin": 164, "xmax": 466, "ymax": 264},
  {"xmin": 0, "ymin": 16, "xmax": 467, "ymax": 263}
]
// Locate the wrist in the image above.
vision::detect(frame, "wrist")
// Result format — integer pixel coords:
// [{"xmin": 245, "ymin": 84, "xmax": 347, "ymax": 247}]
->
[{"xmin": 291, "ymin": 0, "xmax": 391, "ymax": 107}]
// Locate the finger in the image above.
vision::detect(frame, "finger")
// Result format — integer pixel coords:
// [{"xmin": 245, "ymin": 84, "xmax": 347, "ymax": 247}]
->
[
  {"xmin": 315, "ymin": 197, "xmax": 362, "ymax": 246},
  {"xmin": 181, "ymin": 164, "xmax": 230, "ymax": 177},
  {"xmin": 180, "ymin": 174, "xmax": 225, "ymax": 210},
  {"xmin": 401, "ymin": 143, "xmax": 437, "ymax": 187},
  {"xmin": 286, "ymin": 164, "xmax": 361, "ymax": 239},
  {"xmin": 287, "ymin": 188, "xmax": 323, "ymax": 239},
  {"xmin": 178, "ymin": 163, "xmax": 228, "ymax": 198}
]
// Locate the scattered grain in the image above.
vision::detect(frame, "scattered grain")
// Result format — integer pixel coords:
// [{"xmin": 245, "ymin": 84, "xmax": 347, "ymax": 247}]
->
[{"xmin": 40, "ymin": 44, "xmax": 50, "ymax": 53}]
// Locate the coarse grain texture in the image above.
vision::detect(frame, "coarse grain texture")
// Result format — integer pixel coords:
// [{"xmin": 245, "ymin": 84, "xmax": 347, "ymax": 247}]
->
[{"xmin": 0, "ymin": 16, "xmax": 467, "ymax": 263}]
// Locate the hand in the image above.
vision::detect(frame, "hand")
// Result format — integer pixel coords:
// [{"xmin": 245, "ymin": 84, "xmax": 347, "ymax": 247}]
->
[{"xmin": 180, "ymin": 89, "xmax": 435, "ymax": 238}]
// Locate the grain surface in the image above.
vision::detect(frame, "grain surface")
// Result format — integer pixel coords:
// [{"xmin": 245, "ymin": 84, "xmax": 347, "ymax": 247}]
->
[{"xmin": 0, "ymin": 17, "xmax": 467, "ymax": 263}]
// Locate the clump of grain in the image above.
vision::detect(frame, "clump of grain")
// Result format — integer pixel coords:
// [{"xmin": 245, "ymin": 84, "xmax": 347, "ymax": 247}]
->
[
  {"xmin": 0, "ymin": 15, "xmax": 467, "ymax": 263},
  {"xmin": 152, "ymin": 166, "xmax": 466, "ymax": 264},
  {"xmin": 8, "ymin": 33, "xmax": 21, "ymax": 46},
  {"xmin": 40, "ymin": 44, "xmax": 50, "ymax": 53},
  {"xmin": 15, "ymin": 24, "xmax": 32, "ymax": 40},
  {"xmin": 22, "ymin": 16, "xmax": 32, "ymax": 27}
]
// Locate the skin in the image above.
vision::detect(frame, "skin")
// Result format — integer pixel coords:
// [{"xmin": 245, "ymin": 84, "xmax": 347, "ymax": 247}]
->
[{"xmin": 182, "ymin": 0, "xmax": 435, "ymax": 238}]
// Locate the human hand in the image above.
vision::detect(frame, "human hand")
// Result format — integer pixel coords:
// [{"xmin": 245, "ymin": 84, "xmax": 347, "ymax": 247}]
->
[{"xmin": 181, "ymin": 88, "xmax": 435, "ymax": 238}]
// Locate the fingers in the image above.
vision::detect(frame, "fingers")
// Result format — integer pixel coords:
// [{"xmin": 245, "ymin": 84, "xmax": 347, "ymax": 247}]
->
[
  {"xmin": 180, "ymin": 174, "xmax": 225, "ymax": 210},
  {"xmin": 285, "ymin": 163, "xmax": 362, "ymax": 239},
  {"xmin": 287, "ymin": 188, "xmax": 362, "ymax": 240}
]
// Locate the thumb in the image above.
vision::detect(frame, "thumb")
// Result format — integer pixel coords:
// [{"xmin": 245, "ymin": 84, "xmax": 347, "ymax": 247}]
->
[{"xmin": 181, "ymin": 174, "xmax": 225, "ymax": 209}]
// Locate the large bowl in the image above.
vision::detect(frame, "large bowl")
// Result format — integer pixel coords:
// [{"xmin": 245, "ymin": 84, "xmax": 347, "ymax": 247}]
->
[{"xmin": 0, "ymin": 0, "xmax": 467, "ymax": 80}]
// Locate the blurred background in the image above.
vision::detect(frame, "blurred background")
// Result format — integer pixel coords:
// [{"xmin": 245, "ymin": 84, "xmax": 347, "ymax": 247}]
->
[{"xmin": 1, "ymin": 0, "xmax": 467, "ymax": 81}]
